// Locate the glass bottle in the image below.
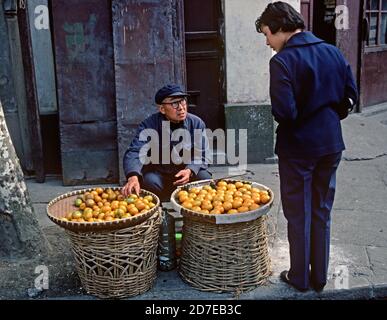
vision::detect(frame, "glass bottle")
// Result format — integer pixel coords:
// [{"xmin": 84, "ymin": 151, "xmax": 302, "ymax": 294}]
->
[{"xmin": 157, "ymin": 208, "xmax": 177, "ymax": 271}]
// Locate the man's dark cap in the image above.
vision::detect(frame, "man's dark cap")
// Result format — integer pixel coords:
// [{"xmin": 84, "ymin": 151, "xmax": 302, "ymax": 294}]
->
[{"xmin": 155, "ymin": 84, "xmax": 189, "ymax": 105}]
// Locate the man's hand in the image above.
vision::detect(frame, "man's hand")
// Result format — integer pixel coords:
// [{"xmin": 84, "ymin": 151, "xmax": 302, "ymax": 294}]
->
[
  {"xmin": 122, "ymin": 176, "xmax": 140, "ymax": 197},
  {"xmin": 174, "ymin": 169, "xmax": 192, "ymax": 186}
]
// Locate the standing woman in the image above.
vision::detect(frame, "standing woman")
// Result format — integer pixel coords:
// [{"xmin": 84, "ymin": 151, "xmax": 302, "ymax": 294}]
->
[{"xmin": 255, "ymin": 2, "xmax": 358, "ymax": 292}]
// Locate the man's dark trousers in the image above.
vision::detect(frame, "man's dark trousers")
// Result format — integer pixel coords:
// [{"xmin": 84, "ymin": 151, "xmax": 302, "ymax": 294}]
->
[
  {"xmin": 278, "ymin": 152, "xmax": 342, "ymax": 290},
  {"xmin": 142, "ymin": 169, "xmax": 212, "ymax": 202}
]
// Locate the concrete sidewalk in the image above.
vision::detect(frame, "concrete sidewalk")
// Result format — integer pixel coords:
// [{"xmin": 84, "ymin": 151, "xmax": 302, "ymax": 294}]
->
[{"xmin": 2, "ymin": 104, "xmax": 387, "ymax": 300}]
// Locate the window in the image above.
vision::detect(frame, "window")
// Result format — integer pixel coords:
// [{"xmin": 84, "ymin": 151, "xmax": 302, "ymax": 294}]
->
[{"xmin": 366, "ymin": 0, "xmax": 387, "ymax": 48}]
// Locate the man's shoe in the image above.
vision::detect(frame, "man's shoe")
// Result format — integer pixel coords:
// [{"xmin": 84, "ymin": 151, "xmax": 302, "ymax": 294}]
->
[{"xmin": 280, "ymin": 270, "xmax": 308, "ymax": 292}]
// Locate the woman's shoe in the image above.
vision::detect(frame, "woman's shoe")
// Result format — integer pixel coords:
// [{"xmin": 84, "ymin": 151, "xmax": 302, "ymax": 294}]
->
[
  {"xmin": 311, "ymin": 282, "xmax": 326, "ymax": 293},
  {"xmin": 280, "ymin": 270, "xmax": 308, "ymax": 292}
]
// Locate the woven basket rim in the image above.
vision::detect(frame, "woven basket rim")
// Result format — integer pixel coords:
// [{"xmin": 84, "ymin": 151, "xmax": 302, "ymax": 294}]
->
[
  {"xmin": 46, "ymin": 187, "xmax": 160, "ymax": 232},
  {"xmin": 170, "ymin": 179, "xmax": 274, "ymax": 224}
]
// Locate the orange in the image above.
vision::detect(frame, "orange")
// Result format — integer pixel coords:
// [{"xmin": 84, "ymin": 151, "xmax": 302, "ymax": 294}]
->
[
  {"xmin": 85, "ymin": 193, "xmax": 94, "ymax": 200},
  {"xmin": 101, "ymin": 205, "xmax": 111, "ymax": 213},
  {"xmin": 243, "ymin": 184, "xmax": 252, "ymax": 190},
  {"xmin": 249, "ymin": 203, "xmax": 260, "ymax": 211},
  {"xmin": 203, "ymin": 185, "xmax": 213, "ymax": 191},
  {"xmin": 179, "ymin": 195, "xmax": 189, "ymax": 203},
  {"xmin": 108, "ymin": 192, "xmax": 117, "ymax": 201},
  {"xmin": 212, "ymin": 200, "xmax": 223, "ymax": 208},
  {"xmin": 222, "ymin": 201, "xmax": 233, "ymax": 211},
  {"xmin": 189, "ymin": 188, "xmax": 201, "ymax": 195},
  {"xmin": 188, "ymin": 193, "xmax": 197, "ymax": 199},
  {"xmin": 213, "ymin": 205, "xmax": 225, "ymax": 214},
  {"xmin": 232, "ymin": 200, "xmax": 243, "ymax": 209},
  {"xmin": 178, "ymin": 190, "xmax": 188, "ymax": 198},
  {"xmin": 217, "ymin": 181, "xmax": 228, "ymax": 187},
  {"xmin": 237, "ymin": 206, "xmax": 249, "ymax": 213},
  {"xmin": 129, "ymin": 207, "xmax": 139, "ymax": 215},
  {"xmin": 95, "ymin": 187, "xmax": 104, "ymax": 195},
  {"xmin": 144, "ymin": 195, "xmax": 153, "ymax": 202},
  {"xmin": 213, "ymin": 195, "xmax": 225, "ymax": 202},
  {"xmin": 83, "ymin": 211, "xmax": 93, "ymax": 220},
  {"xmin": 118, "ymin": 205, "xmax": 127, "ymax": 213},
  {"xmin": 86, "ymin": 199, "xmax": 95, "ymax": 208},
  {"xmin": 227, "ymin": 183, "xmax": 236, "ymax": 190},
  {"xmin": 110, "ymin": 201, "xmax": 119, "ymax": 210},
  {"xmin": 192, "ymin": 200, "xmax": 202, "ymax": 207},
  {"xmin": 72, "ymin": 211, "xmax": 82, "ymax": 219},
  {"xmin": 135, "ymin": 201, "xmax": 146, "ymax": 211},
  {"xmin": 204, "ymin": 194, "xmax": 213, "ymax": 201},
  {"xmin": 182, "ymin": 201, "xmax": 193, "ymax": 209},
  {"xmin": 200, "ymin": 200, "xmax": 213, "ymax": 211},
  {"xmin": 260, "ymin": 194, "xmax": 271, "ymax": 204},
  {"xmin": 235, "ymin": 181, "xmax": 244, "ymax": 189}
]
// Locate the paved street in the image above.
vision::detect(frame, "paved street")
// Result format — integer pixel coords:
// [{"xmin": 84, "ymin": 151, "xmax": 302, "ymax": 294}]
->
[{"xmin": 1, "ymin": 103, "xmax": 387, "ymax": 300}]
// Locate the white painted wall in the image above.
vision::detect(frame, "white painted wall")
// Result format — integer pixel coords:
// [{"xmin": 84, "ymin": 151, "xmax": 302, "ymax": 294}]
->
[{"xmin": 224, "ymin": 0, "xmax": 301, "ymax": 105}]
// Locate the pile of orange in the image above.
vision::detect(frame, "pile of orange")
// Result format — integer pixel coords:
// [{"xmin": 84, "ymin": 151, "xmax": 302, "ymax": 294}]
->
[
  {"xmin": 62, "ymin": 188, "xmax": 156, "ymax": 223},
  {"xmin": 176, "ymin": 181, "xmax": 271, "ymax": 214}
]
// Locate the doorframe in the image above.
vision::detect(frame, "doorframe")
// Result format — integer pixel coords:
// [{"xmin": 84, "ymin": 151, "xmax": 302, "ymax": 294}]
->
[
  {"xmin": 219, "ymin": 0, "xmax": 226, "ymax": 118},
  {"xmin": 357, "ymin": 0, "xmax": 366, "ymax": 112},
  {"xmin": 17, "ymin": 2, "xmax": 45, "ymax": 182}
]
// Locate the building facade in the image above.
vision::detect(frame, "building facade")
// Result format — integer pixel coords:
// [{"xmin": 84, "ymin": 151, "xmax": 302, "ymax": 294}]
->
[{"xmin": 0, "ymin": 0, "xmax": 386, "ymax": 185}]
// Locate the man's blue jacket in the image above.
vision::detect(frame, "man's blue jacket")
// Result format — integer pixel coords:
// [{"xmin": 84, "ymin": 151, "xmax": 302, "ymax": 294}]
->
[
  {"xmin": 123, "ymin": 112, "xmax": 209, "ymax": 181},
  {"xmin": 269, "ymin": 31, "xmax": 358, "ymax": 158}
]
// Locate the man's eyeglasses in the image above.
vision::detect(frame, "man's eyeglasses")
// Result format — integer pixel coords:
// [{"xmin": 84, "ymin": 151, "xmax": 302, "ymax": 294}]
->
[{"xmin": 161, "ymin": 97, "xmax": 187, "ymax": 109}]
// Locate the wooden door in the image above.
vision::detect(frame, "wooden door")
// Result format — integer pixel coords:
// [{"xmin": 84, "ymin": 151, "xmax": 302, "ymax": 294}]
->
[
  {"xmin": 184, "ymin": 0, "xmax": 225, "ymax": 130},
  {"xmin": 112, "ymin": 0, "xmax": 186, "ymax": 182},
  {"xmin": 359, "ymin": 0, "xmax": 387, "ymax": 108},
  {"xmin": 51, "ymin": 0, "xmax": 118, "ymax": 185}
]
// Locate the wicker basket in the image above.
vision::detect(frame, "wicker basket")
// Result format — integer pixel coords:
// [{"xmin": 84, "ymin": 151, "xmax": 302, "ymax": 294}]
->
[
  {"xmin": 66, "ymin": 209, "xmax": 161, "ymax": 299},
  {"xmin": 46, "ymin": 187, "xmax": 162, "ymax": 299},
  {"xmin": 170, "ymin": 179, "xmax": 273, "ymax": 293},
  {"xmin": 46, "ymin": 187, "xmax": 160, "ymax": 232}
]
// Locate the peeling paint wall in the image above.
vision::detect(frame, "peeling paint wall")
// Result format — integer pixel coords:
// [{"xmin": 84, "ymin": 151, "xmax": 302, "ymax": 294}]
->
[
  {"xmin": 224, "ymin": 0, "xmax": 271, "ymax": 104},
  {"xmin": 224, "ymin": 0, "xmax": 301, "ymax": 105}
]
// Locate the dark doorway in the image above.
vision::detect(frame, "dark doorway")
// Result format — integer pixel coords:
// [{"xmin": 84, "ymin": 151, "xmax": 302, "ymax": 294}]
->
[
  {"xmin": 183, "ymin": 0, "xmax": 225, "ymax": 131},
  {"xmin": 40, "ymin": 114, "xmax": 61, "ymax": 174},
  {"xmin": 313, "ymin": 0, "xmax": 337, "ymax": 44}
]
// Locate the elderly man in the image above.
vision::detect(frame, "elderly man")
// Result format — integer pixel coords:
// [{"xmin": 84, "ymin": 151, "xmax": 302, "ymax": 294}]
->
[{"xmin": 122, "ymin": 84, "xmax": 212, "ymax": 201}]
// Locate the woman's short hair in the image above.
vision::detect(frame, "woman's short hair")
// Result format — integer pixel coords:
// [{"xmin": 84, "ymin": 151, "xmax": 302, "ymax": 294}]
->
[{"xmin": 255, "ymin": 1, "xmax": 305, "ymax": 34}]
